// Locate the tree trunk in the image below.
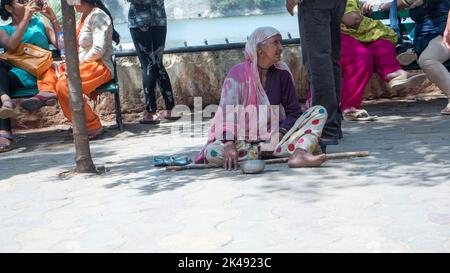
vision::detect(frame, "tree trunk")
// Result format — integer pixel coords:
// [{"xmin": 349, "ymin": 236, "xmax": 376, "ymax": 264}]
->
[{"xmin": 60, "ymin": 0, "xmax": 97, "ymax": 174}]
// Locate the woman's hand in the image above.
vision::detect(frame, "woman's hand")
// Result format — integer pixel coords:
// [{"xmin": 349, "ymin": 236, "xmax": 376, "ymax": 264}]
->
[
  {"xmin": 223, "ymin": 141, "xmax": 238, "ymax": 170},
  {"xmin": 23, "ymin": 0, "xmax": 39, "ymax": 23},
  {"xmin": 40, "ymin": 1, "xmax": 57, "ymax": 22}
]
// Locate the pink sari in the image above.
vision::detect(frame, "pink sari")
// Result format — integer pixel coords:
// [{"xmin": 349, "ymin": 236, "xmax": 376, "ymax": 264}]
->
[{"xmin": 195, "ymin": 27, "xmax": 295, "ymax": 164}]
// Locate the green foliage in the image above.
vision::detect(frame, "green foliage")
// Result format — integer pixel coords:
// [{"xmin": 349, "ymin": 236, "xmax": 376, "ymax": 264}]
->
[{"xmin": 210, "ymin": 0, "xmax": 284, "ymax": 12}]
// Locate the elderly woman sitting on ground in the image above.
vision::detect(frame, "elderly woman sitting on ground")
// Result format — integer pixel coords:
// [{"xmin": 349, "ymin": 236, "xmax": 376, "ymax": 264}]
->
[{"xmin": 195, "ymin": 27, "xmax": 328, "ymax": 170}]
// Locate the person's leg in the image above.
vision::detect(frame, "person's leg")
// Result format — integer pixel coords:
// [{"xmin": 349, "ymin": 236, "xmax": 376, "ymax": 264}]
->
[
  {"xmin": 0, "ymin": 70, "xmax": 23, "ymax": 152},
  {"xmin": 0, "ymin": 71, "xmax": 12, "ymax": 149},
  {"xmin": 55, "ymin": 62, "xmax": 110, "ymax": 133},
  {"xmin": 367, "ymin": 39, "xmax": 403, "ymax": 82},
  {"xmin": 19, "ymin": 68, "xmax": 57, "ymax": 111},
  {"xmin": 298, "ymin": 0, "xmax": 343, "ymax": 140},
  {"xmin": 0, "ymin": 70, "xmax": 23, "ymax": 119},
  {"xmin": 0, "ymin": 60, "xmax": 12, "ymax": 98},
  {"xmin": 417, "ymin": 36, "xmax": 450, "ymax": 112},
  {"xmin": 330, "ymin": 0, "xmax": 346, "ymax": 137},
  {"xmin": 271, "ymin": 105, "xmax": 328, "ymax": 167},
  {"xmin": 37, "ymin": 68, "xmax": 58, "ymax": 93},
  {"xmin": 0, "ymin": 116, "xmax": 13, "ymax": 152},
  {"xmin": 367, "ymin": 38, "xmax": 427, "ymax": 90},
  {"xmin": 56, "ymin": 77, "xmax": 102, "ymax": 133},
  {"xmin": 150, "ymin": 26, "xmax": 176, "ymax": 118},
  {"xmin": 340, "ymin": 34, "xmax": 374, "ymax": 112},
  {"xmin": 130, "ymin": 27, "xmax": 160, "ymax": 123}
]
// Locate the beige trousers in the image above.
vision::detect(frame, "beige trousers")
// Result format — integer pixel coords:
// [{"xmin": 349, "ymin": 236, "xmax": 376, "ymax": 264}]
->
[{"xmin": 418, "ymin": 36, "xmax": 450, "ymax": 101}]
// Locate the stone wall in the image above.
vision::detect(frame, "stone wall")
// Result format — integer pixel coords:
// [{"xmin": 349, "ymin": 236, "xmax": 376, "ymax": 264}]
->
[{"xmin": 12, "ymin": 44, "xmax": 440, "ymax": 130}]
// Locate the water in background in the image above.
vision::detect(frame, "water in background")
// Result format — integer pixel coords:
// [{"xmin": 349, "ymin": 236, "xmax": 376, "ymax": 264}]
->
[{"xmin": 116, "ymin": 12, "xmax": 300, "ymax": 49}]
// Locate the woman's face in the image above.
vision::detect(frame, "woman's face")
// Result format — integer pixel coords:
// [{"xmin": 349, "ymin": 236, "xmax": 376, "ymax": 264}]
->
[
  {"xmin": 74, "ymin": 1, "xmax": 90, "ymax": 13},
  {"xmin": 258, "ymin": 34, "xmax": 283, "ymax": 65},
  {"xmin": 6, "ymin": 0, "xmax": 29, "ymax": 19},
  {"xmin": 74, "ymin": 2, "xmax": 83, "ymax": 12}
]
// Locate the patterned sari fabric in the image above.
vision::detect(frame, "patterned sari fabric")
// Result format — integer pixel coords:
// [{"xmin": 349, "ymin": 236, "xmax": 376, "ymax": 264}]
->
[
  {"xmin": 195, "ymin": 27, "xmax": 328, "ymax": 165},
  {"xmin": 272, "ymin": 106, "xmax": 327, "ymax": 157},
  {"xmin": 195, "ymin": 27, "xmax": 289, "ymax": 164},
  {"xmin": 204, "ymin": 106, "xmax": 328, "ymax": 166}
]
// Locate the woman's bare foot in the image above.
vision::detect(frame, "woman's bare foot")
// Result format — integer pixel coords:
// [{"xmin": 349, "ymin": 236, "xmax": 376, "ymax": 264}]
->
[
  {"xmin": 20, "ymin": 91, "xmax": 57, "ymax": 112},
  {"xmin": 288, "ymin": 149, "xmax": 327, "ymax": 168}
]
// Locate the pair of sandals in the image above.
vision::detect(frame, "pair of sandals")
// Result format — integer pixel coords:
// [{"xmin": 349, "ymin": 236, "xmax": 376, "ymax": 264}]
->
[{"xmin": 343, "ymin": 108, "xmax": 378, "ymax": 121}]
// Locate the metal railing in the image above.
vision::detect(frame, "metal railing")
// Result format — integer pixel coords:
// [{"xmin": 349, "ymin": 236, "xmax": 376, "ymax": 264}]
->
[{"xmin": 114, "ymin": 38, "xmax": 301, "ymax": 58}]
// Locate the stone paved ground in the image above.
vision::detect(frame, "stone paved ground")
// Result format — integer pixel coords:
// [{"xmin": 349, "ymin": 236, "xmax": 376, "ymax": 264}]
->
[{"xmin": 1, "ymin": 98, "xmax": 450, "ymax": 253}]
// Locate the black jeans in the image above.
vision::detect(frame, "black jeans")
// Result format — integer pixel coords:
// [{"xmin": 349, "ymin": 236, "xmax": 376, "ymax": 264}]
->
[
  {"xmin": 130, "ymin": 26, "xmax": 175, "ymax": 113},
  {"xmin": 0, "ymin": 60, "xmax": 23, "ymax": 132},
  {"xmin": 298, "ymin": 0, "xmax": 346, "ymax": 139}
]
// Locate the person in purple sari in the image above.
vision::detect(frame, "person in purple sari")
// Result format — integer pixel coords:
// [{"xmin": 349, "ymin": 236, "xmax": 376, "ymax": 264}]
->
[{"xmin": 195, "ymin": 27, "xmax": 328, "ymax": 170}]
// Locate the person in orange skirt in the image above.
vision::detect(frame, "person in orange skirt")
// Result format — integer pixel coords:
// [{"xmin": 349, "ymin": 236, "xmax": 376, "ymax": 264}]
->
[{"xmin": 27, "ymin": 0, "xmax": 120, "ymax": 139}]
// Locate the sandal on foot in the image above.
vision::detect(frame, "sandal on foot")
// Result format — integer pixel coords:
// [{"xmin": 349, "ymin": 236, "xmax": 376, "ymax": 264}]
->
[
  {"xmin": 343, "ymin": 108, "xmax": 378, "ymax": 121},
  {"xmin": 20, "ymin": 93, "xmax": 57, "ymax": 111},
  {"xmin": 88, "ymin": 128, "xmax": 104, "ymax": 141},
  {"xmin": 139, "ymin": 113, "xmax": 161, "ymax": 124},
  {"xmin": 158, "ymin": 110, "xmax": 182, "ymax": 121},
  {"xmin": 0, "ymin": 134, "xmax": 14, "ymax": 153},
  {"xmin": 0, "ymin": 99, "xmax": 17, "ymax": 119},
  {"xmin": 440, "ymin": 106, "xmax": 450, "ymax": 115},
  {"xmin": 387, "ymin": 72, "xmax": 427, "ymax": 91}
]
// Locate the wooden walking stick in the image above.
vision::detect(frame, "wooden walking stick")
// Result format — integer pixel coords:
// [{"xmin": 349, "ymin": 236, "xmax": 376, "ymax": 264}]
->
[{"xmin": 165, "ymin": 151, "xmax": 369, "ymax": 172}]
